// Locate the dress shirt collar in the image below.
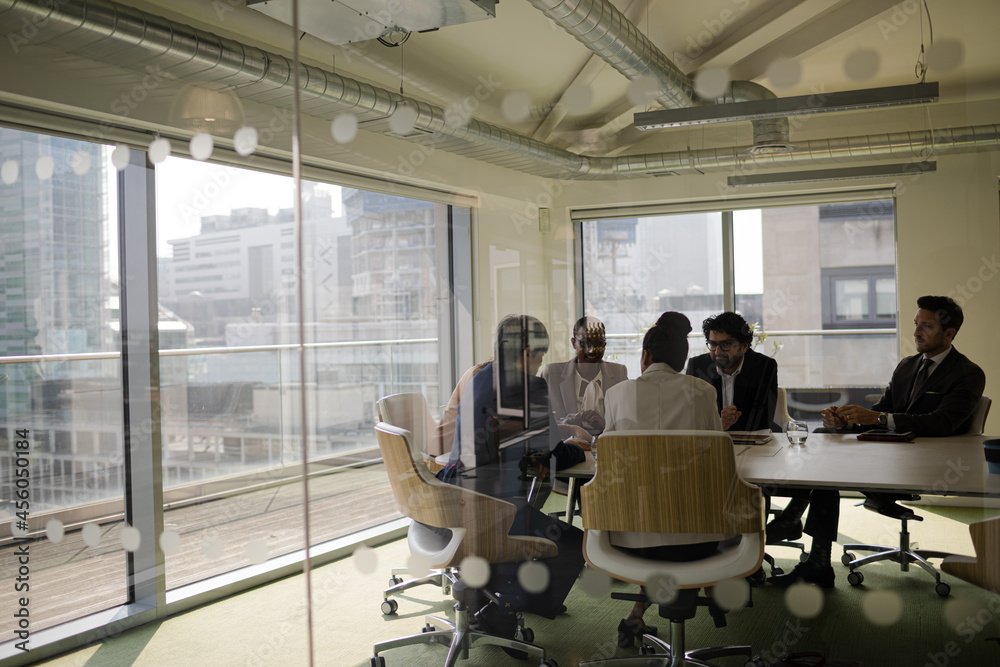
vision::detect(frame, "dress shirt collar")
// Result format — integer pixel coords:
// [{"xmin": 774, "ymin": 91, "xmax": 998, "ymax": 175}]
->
[{"xmin": 923, "ymin": 346, "xmax": 952, "ymax": 371}]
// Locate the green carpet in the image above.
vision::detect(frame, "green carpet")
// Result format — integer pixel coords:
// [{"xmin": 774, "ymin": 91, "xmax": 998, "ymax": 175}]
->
[{"xmin": 31, "ymin": 500, "xmax": 1000, "ymax": 667}]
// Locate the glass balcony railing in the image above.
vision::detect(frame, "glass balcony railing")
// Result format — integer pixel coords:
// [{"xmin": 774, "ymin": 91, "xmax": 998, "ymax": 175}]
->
[{"xmin": 0, "ymin": 337, "xmax": 440, "ymax": 522}]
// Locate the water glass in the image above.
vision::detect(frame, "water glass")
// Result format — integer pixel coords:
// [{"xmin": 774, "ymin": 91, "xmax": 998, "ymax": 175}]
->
[{"xmin": 786, "ymin": 420, "xmax": 809, "ymax": 446}]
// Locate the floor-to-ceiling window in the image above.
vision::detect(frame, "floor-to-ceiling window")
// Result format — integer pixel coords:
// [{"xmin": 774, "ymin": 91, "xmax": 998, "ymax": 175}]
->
[
  {"xmin": 579, "ymin": 196, "xmax": 898, "ymax": 424},
  {"xmin": 0, "ymin": 125, "xmax": 468, "ymax": 632},
  {"xmin": 0, "ymin": 128, "xmax": 126, "ymax": 635}
]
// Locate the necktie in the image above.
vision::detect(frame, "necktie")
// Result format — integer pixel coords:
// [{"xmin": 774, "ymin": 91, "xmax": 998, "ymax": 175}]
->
[{"xmin": 909, "ymin": 358, "xmax": 934, "ymax": 403}]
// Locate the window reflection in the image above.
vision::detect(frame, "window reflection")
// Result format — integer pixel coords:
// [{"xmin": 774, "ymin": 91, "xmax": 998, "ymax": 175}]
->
[{"xmin": 0, "ymin": 127, "xmax": 126, "ymax": 634}]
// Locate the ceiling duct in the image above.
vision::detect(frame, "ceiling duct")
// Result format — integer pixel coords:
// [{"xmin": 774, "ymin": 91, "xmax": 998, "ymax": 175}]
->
[
  {"xmin": 524, "ymin": 0, "xmax": 792, "ymax": 150},
  {"xmin": 246, "ymin": 0, "xmax": 497, "ymax": 46},
  {"xmin": 0, "ymin": 0, "xmax": 997, "ymax": 181}
]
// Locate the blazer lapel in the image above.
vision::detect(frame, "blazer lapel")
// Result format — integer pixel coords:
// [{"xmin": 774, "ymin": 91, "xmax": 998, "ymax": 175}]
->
[
  {"xmin": 559, "ymin": 361, "xmax": 578, "ymax": 415},
  {"xmin": 708, "ymin": 363, "xmax": 723, "ymax": 412},
  {"xmin": 896, "ymin": 355, "xmax": 922, "ymax": 412}
]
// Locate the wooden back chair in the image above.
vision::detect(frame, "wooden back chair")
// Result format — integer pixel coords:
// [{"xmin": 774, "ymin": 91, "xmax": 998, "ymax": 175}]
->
[
  {"xmin": 377, "ymin": 422, "xmax": 556, "ymax": 567},
  {"xmin": 967, "ymin": 395, "xmax": 992, "ymax": 435},
  {"xmin": 374, "ymin": 423, "xmax": 558, "ymax": 665},
  {"xmin": 577, "ymin": 430, "xmax": 765, "ymax": 666},
  {"xmin": 582, "ymin": 430, "xmax": 764, "ymax": 541},
  {"xmin": 941, "ymin": 516, "xmax": 1000, "ymax": 593}
]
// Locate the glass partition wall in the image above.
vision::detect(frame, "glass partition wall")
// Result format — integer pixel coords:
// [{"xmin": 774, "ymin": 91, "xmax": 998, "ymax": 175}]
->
[{"xmin": 1, "ymin": 0, "xmax": 997, "ymax": 665}]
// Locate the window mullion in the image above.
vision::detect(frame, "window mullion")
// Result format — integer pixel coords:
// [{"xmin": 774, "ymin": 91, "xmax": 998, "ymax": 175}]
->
[
  {"xmin": 722, "ymin": 210, "xmax": 735, "ymax": 312},
  {"xmin": 118, "ymin": 149, "xmax": 166, "ymax": 612}
]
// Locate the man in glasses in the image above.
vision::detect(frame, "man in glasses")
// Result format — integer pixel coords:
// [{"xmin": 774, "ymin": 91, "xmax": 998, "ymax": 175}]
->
[
  {"xmin": 686, "ymin": 311, "xmax": 779, "ymax": 432},
  {"xmin": 541, "ymin": 315, "xmax": 628, "ymax": 430}
]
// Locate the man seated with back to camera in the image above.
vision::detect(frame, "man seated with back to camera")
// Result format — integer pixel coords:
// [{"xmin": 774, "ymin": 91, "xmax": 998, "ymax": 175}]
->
[
  {"xmin": 541, "ymin": 315, "xmax": 628, "ymax": 432},
  {"xmin": 438, "ymin": 315, "xmax": 592, "ymax": 644},
  {"xmin": 601, "ymin": 311, "xmax": 735, "ymax": 647},
  {"xmin": 686, "ymin": 311, "xmax": 779, "ymax": 432},
  {"xmin": 767, "ymin": 295, "xmax": 986, "ymax": 588}
]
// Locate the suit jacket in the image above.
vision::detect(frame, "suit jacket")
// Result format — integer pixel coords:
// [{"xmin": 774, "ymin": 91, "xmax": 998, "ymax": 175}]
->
[
  {"xmin": 686, "ymin": 347, "xmax": 779, "ymax": 431},
  {"xmin": 540, "ymin": 359, "xmax": 628, "ymax": 419},
  {"xmin": 870, "ymin": 346, "xmax": 985, "ymax": 436}
]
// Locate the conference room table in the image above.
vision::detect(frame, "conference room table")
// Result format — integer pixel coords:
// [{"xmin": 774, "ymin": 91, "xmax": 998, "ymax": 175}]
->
[{"xmin": 558, "ymin": 432, "xmax": 1000, "ymax": 522}]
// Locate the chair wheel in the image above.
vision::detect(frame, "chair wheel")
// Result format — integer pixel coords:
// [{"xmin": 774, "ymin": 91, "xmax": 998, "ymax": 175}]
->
[
  {"xmin": 639, "ymin": 644, "xmax": 657, "ymax": 655},
  {"xmin": 799, "ymin": 551, "xmax": 810, "ymax": 563},
  {"xmin": 388, "ymin": 575, "xmax": 403, "ymax": 587},
  {"xmin": 516, "ymin": 626, "xmax": 535, "ymax": 643},
  {"xmin": 370, "ymin": 656, "xmax": 386, "ymax": 667},
  {"xmin": 746, "ymin": 659, "xmax": 767, "ymax": 667},
  {"xmin": 422, "ymin": 624, "xmax": 436, "ymax": 633},
  {"xmin": 841, "ymin": 552, "xmax": 855, "ymax": 566},
  {"xmin": 540, "ymin": 660, "xmax": 558, "ymax": 667},
  {"xmin": 936, "ymin": 581, "xmax": 951, "ymax": 597},
  {"xmin": 847, "ymin": 571, "xmax": 864, "ymax": 586},
  {"xmin": 381, "ymin": 599, "xmax": 398, "ymax": 615}
]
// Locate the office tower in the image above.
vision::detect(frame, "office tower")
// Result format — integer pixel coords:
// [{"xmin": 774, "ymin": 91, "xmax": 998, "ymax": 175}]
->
[{"xmin": 0, "ymin": 128, "xmax": 108, "ymax": 414}]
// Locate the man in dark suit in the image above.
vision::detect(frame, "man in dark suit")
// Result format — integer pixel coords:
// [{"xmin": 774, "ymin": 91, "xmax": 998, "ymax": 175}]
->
[
  {"xmin": 540, "ymin": 316, "xmax": 628, "ymax": 429},
  {"xmin": 686, "ymin": 311, "xmax": 779, "ymax": 432},
  {"xmin": 769, "ymin": 295, "xmax": 986, "ymax": 588}
]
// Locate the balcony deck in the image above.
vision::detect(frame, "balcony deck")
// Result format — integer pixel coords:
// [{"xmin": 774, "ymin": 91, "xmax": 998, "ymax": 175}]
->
[{"xmin": 0, "ymin": 463, "xmax": 400, "ymax": 638}]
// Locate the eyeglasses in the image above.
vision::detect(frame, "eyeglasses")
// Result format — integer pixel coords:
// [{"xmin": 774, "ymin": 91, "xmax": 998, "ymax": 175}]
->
[{"xmin": 706, "ymin": 340, "xmax": 739, "ymax": 351}]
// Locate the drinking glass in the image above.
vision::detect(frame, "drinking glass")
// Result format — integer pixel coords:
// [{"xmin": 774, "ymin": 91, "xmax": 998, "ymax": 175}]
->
[{"xmin": 786, "ymin": 420, "xmax": 809, "ymax": 446}]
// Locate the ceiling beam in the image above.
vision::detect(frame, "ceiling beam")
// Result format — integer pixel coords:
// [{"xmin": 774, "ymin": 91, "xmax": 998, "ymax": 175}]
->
[
  {"xmin": 728, "ymin": 0, "xmax": 904, "ymax": 82},
  {"xmin": 532, "ymin": 0, "xmax": 659, "ymax": 144}
]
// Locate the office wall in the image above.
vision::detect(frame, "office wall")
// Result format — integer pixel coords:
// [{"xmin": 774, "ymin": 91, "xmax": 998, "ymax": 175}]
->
[{"xmin": 543, "ymin": 125, "xmax": 1000, "ymax": 435}]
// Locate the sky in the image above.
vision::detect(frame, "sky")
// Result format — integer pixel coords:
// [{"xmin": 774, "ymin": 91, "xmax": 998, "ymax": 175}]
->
[
  {"xmin": 101, "ymin": 149, "xmax": 343, "ymax": 264},
  {"xmin": 152, "ymin": 156, "xmax": 343, "ymax": 257},
  {"xmin": 96, "ymin": 146, "xmax": 760, "ymax": 292}
]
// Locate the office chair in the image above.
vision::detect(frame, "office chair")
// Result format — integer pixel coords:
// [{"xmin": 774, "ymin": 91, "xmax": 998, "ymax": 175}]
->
[
  {"xmin": 371, "ymin": 423, "xmax": 559, "ymax": 667},
  {"xmin": 941, "ymin": 516, "xmax": 1000, "ymax": 593},
  {"xmin": 841, "ymin": 396, "xmax": 992, "ymax": 597},
  {"xmin": 376, "ymin": 393, "xmax": 458, "ymax": 612},
  {"xmin": 577, "ymin": 431, "xmax": 766, "ymax": 667}
]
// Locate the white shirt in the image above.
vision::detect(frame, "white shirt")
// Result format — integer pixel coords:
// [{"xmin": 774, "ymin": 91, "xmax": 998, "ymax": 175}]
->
[
  {"xmin": 718, "ymin": 356, "xmax": 745, "ymax": 408},
  {"xmin": 601, "ymin": 363, "xmax": 731, "ymax": 548}
]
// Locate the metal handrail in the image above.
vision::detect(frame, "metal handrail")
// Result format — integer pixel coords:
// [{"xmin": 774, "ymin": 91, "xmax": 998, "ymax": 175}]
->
[
  {"xmin": 0, "ymin": 337, "xmax": 438, "ymax": 365},
  {"xmin": 606, "ymin": 328, "xmax": 896, "ymax": 339},
  {"xmin": 0, "ymin": 330, "xmax": 893, "ymax": 364}
]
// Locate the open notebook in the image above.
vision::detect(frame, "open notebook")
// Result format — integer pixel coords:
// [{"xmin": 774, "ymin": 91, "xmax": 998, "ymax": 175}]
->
[{"xmin": 728, "ymin": 429, "xmax": 774, "ymax": 446}]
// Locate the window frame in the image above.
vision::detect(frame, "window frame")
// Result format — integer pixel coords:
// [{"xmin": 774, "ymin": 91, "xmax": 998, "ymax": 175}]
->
[{"xmin": 820, "ymin": 265, "xmax": 897, "ymax": 329}]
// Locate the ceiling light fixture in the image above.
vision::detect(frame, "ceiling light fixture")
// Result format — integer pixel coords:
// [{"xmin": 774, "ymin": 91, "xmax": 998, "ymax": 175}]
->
[
  {"xmin": 726, "ymin": 161, "xmax": 936, "ymax": 187},
  {"xmin": 635, "ymin": 82, "xmax": 938, "ymax": 130}
]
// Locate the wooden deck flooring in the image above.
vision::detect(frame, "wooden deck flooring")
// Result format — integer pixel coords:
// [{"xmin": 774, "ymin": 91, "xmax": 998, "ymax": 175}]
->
[{"xmin": 0, "ymin": 464, "xmax": 400, "ymax": 638}]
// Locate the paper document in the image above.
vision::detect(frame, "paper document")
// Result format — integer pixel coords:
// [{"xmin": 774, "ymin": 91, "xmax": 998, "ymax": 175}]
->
[{"xmin": 729, "ymin": 429, "xmax": 774, "ymax": 446}]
